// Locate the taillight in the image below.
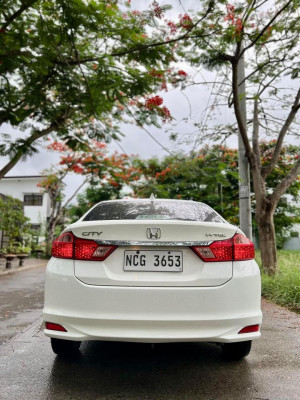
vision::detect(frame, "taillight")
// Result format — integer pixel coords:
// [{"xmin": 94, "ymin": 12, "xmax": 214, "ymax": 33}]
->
[
  {"xmin": 51, "ymin": 232, "xmax": 117, "ymax": 261},
  {"xmin": 192, "ymin": 233, "xmax": 254, "ymax": 262},
  {"xmin": 51, "ymin": 232, "xmax": 74, "ymax": 259},
  {"xmin": 233, "ymin": 234, "xmax": 255, "ymax": 260},
  {"xmin": 74, "ymin": 238, "xmax": 116, "ymax": 261},
  {"xmin": 192, "ymin": 239, "xmax": 233, "ymax": 262}
]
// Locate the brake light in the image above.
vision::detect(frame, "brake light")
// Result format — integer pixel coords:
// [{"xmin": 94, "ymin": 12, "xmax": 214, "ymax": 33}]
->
[
  {"xmin": 74, "ymin": 238, "xmax": 117, "ymax": 261},
  {"xmin": 233, "ymin": 234, "xmax": 255, "ymax": 260},
  {"xmin": 192, "ymin": 233, "xmax": 254, "ymax": 262},
  {"xmin": 51, "ymin": 232, "xmax": 117, "ymax": 261},
  {"xmin": 192, "ymin": 239, "xmax": 233, "ymax": 262},
  {"xmin": 51, "ymin": 232, "xmax": 74, "ymax": 259}
]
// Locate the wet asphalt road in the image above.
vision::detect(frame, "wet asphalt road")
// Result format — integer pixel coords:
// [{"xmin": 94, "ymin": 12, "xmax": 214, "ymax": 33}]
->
[
  {"xmin": 0, "ymin": 267, "xmax": 299, "ymax": 400},
  {"xmin": 0, "ymin": 265, "xmax": 46, "ymax": 344}
]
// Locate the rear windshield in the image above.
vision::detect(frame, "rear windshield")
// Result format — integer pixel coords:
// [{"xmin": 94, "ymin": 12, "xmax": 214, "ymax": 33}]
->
[{"xmin": 83, "ymin": 200, "xmax": 225, "ymax": 223}]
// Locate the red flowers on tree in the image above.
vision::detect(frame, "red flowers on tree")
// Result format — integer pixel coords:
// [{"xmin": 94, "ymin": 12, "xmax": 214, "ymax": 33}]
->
[
  {"xmin": 144, "ymin": 96, "xmax": 171, "ymax": 123},
  {"xmin": 179, "ymin": 14, "xmax": 192, "ymax": 30},
  {"xmin": 152, "ymin": 1, "xmax": 163, "ymax": 19},
  {"xmin": 225, "ymin": 4, "xmax": 235, "ymax": 23},
  {"xmin": 224, "ymin": 4, "xmax": 243, "ymax": 35},
  {"xmin": 178, "ymin": 70, "xmax": 187, "ymax": 77},
  {"xmin": 161, "ymin": 106, "xmax": 171, "ymax": 123},
  {"xmin": 145, "ymin": 95, "xmax": 163, "ymax": 109},
  {"xmin": 148, "ymin": 69, "xmax": 164, "ymax": 78},
  {"xmin": 167, "ymin": 21, "xmax": 177, "ymax": 34}
]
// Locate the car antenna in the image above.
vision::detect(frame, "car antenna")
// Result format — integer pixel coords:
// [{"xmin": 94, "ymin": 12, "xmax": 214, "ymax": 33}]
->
[{"xmin": 150, "ymin": 193, "xmax": 156, "ymax": 203}]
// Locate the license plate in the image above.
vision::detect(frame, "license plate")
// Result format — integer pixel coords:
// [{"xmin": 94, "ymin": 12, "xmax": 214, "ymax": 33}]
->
[{"xmin": 123, "ymin": 250, "xmax": 183, "ymax": 272}]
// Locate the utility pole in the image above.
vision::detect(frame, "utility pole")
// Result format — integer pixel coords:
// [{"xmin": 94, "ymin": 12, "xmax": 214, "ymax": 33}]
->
[{"xmin": 237, "ymin": 44, "xmax": 252, "ymax": 240}]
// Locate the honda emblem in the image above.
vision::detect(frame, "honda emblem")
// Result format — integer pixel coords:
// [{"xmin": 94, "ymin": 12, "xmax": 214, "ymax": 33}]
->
[{"xmin": 146, "ymin": 228, "xmax": 161, "ymax": 240}]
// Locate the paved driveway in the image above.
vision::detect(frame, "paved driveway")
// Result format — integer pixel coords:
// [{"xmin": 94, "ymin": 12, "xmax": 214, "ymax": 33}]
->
[{"xmin": 0, "ymin": 266, "xmax": 299, "ymax": 400}]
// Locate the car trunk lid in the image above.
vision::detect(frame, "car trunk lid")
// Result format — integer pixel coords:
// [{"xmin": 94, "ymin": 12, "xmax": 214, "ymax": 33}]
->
[{"xmin": 72, "ymin": 220, "xmax": 236, "ymax": 287}]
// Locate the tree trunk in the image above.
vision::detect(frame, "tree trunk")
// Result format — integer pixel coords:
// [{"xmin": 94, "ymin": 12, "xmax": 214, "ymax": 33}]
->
[
  {"xmin": 0, "ymin": 114, "xmax": 69, "ymax": 180},
  {"xmin": 0, "ymin": 127, "xmax": 53, "ymax": 179},
  {"xmin": 46, "ymin": 220, "xmax": 56, "ymax": 258},
  {"xmin": 255, "ymin": 202, "xmax": 277, "ymax": 276}
]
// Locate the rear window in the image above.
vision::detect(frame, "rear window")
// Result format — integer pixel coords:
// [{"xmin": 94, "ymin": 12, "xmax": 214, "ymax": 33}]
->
[{"xmin": 83, "ymin": 200, "xmax": 225, "ymax": 223}]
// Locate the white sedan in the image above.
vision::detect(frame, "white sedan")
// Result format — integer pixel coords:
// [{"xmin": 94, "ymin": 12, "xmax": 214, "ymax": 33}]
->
[{"xmin": 43, "ymin": 198, "xmax": 262, "ymax": 360}]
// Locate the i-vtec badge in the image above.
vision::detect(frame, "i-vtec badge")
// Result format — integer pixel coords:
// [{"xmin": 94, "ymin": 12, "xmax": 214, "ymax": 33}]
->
[
  {"xmin": 147, "ymin": 228, "xmax": 161, "ymax": 240},
  {"xmin": 205, "ymin": 233, "xmax": 226, "ymax": 238},
  {"xmin": 82, "ymin": 231, "xmax": 103, "ymax": 237}
]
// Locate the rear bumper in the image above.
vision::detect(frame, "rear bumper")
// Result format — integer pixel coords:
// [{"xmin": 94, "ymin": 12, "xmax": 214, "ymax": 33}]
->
[{"xmin": 43, "ymin": 258, "xmax": 262, "ymax": 343}]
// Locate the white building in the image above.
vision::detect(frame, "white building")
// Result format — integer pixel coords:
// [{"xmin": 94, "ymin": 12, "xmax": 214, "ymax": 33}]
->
[
  {"xmin": 282, "ymin": 195, "xmax": 300, "ymax": 251},
  {"xmin": 283, "ymin": 223, "xmax": 300, "ymax": 250},
  {"xmin": 0, "ymin": 176, "xmax": 52, "ymax": 248}
]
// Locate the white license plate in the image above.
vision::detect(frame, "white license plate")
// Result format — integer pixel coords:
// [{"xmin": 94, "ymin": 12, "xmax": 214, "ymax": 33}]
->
[{"xmin": 123, "ymin": 250, "xmax": 183, "ymax": 272}]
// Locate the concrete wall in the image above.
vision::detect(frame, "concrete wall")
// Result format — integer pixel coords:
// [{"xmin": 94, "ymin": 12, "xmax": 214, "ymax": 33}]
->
[
  {"xmin": 283, "ymin": 223, "xmax": 300, "ymax": 250},
  {"xmin": 253, "ymin": 222, "xmax": 300, "ymax": 251},
  {"xmin": 0, "ymin": 176, "xmax": 51, "ymax": 225},
  {"xmin": 283, "ymin": 236, "xmax": 300, "ymax": 250}
]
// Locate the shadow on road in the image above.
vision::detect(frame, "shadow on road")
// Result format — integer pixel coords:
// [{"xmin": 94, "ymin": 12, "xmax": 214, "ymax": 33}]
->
[{"xmin": 48, "ymin": 341, "xmax": 253, "ymax": 399}]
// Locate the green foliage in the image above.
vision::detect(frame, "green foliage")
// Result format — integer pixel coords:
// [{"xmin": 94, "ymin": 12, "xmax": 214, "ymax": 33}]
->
[
  {"xmin": 131, "ymin": 143, "xmax": 300, "ymax": 247},
  {"xmin": 67, "ymin": 181, "xmax": 123, "ymax": 223},
  {"xmin": 0, "ymin": 0, "xmax": 174, "ymax": 170},
  {"xmin": 132, "ymin": 145, "xmax": 240, "ymax": 224},
  {"xmin": 13, "ymin": 244, "xmax": 31, "ymax": 254},
  {"xmin": 256, "ymin": 250, "xmax": 300, "ymax": 313},
  {"xmin": 255, "ymin": 142, "xmax": 300, "ymax": 248},
  {"xmin": 0, "ymin": 195, "xmax": 30, "ymax": 249}
]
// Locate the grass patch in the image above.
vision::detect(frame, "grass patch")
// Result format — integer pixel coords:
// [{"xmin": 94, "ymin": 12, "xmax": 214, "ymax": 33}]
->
[{"xmin": 255, "ymin": 250, "xmax": 300, "ymax": 313}]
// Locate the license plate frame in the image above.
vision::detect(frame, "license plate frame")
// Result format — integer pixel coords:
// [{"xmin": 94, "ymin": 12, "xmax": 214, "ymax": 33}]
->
[{"xmin": 123, "ymin": 250, "xmax": 183, "ymax": 272}]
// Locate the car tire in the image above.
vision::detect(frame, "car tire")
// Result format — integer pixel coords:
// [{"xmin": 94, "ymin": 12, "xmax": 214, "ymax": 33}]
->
[
  {"xmin": 51, "ymin": 338, "xmax": 81, "ymax": 356},
  {"xmin": 222, "ymin": 340, "xmax": 252, "ymax": 360}
]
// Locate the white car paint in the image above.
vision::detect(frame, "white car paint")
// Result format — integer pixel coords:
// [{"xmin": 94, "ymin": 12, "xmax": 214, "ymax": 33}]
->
[{"xmin": 43, "ymin": 199, "xmax": 262, "ymax": 345}]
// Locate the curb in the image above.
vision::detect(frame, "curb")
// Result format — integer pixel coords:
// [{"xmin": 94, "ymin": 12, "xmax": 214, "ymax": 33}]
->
[{"xmin": 0, "ymin": 262, "xmax": 47, "ymax": 277}]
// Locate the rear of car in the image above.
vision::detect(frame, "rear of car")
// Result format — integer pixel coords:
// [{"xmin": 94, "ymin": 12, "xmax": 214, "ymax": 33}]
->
[{"xmin": 43, "ymin": 199, "xmax": 262, "ymax": 359}]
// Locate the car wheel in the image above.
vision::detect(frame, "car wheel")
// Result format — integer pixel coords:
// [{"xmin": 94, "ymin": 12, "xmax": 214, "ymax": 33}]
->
[
  {"xmin": 222, "ymin": 340, "xmax": 252, "ymax": 360},
  {"xmin": 51, "ymin": 338, "xmax": 81, "ymax": 356}
]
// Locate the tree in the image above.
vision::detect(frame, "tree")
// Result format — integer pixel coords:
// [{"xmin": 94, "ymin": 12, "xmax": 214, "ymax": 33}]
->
[
  {"xmin": 131, "ymin": 143, "xmax": 300, "ymax": 248},
  {"xmin": 132, "ymin": 145, "xmax": 240, "ymax": 223},
  {"xmin": 152, "ymin": 0, "xmax": 300, "ymax": 274},
  {"xmin": 67, "ymin": 182, "xmax": 125, "ymax": 224},
  {"xmin": 38, "ymin": 139, "xmax": 139, "ymax": 255},
  {"xmin": 0, "ymin": 0, "xmax": 184, "ymax": 178},
  {"xmin": 0, "ymin": 195, "xmax": 30, "ymax": 251}
]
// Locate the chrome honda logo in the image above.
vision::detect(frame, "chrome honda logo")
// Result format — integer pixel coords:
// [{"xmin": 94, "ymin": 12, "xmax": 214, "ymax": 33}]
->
[{"xmin": 146, "ymin": 228, "xmax": 161, "ymax": 239}]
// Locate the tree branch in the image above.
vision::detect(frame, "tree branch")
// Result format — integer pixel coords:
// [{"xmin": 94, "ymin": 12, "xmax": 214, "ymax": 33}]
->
[
  {"xmin": 271, "ymin": 156, "xmax": 300, "ymax": 209},
  {"xmin": 262, "ymin": 87, "xmax": 300, "ymax": 178},
  {"xmin": 1, "ymin": 0, "xmax": 38, "ymax": 30},
  {"xmin": 241, "ymin": 0, "xmax": 295, "ymax": 57},
  {"xmin": 0, "ymin": 111, "xmax": 70, "ymax": 179},
  {"xmin": 231, "ymin": 60, "xmax": 253, "ymax": 165},
  {"xmin": 62, "ymin": 177, "xmax": 89, "ymax": 211},
  {"xmin": 252, "ymin": 99, "xmax": 262, "ymax": 170}
]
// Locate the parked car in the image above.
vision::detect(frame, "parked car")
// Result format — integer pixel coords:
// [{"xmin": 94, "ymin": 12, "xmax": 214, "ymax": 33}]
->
[{"xmin": 43, "ymin": 198, "xmax": 262, "ymax": 360}]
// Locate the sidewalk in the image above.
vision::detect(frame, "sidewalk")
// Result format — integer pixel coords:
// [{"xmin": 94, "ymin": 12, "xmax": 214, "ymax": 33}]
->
[{"xmin": 0, "ymin": 256, "xmax": 48, "ymax": 277}]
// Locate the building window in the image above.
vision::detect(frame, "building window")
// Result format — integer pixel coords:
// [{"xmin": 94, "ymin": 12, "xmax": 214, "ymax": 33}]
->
[
  {"xmin": 24, "ymin": 194, "xmax": 43, "ymax": 206},
  {"xmin": 290, "ymin": 231, "xmax": 299, "ymax": 238},
  {"xmin": 31, "ymin": 224, "xmax": 41, "ymax": 231}
]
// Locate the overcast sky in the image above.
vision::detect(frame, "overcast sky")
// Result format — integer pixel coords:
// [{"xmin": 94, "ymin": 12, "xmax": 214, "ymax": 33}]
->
[
  {"xmin": 1, "ymin": 0, "xmax": 299, "ymax": 201},
  {"xmin": 0, "ymin": 70, "xmax": 238, "ymax": 200}
]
